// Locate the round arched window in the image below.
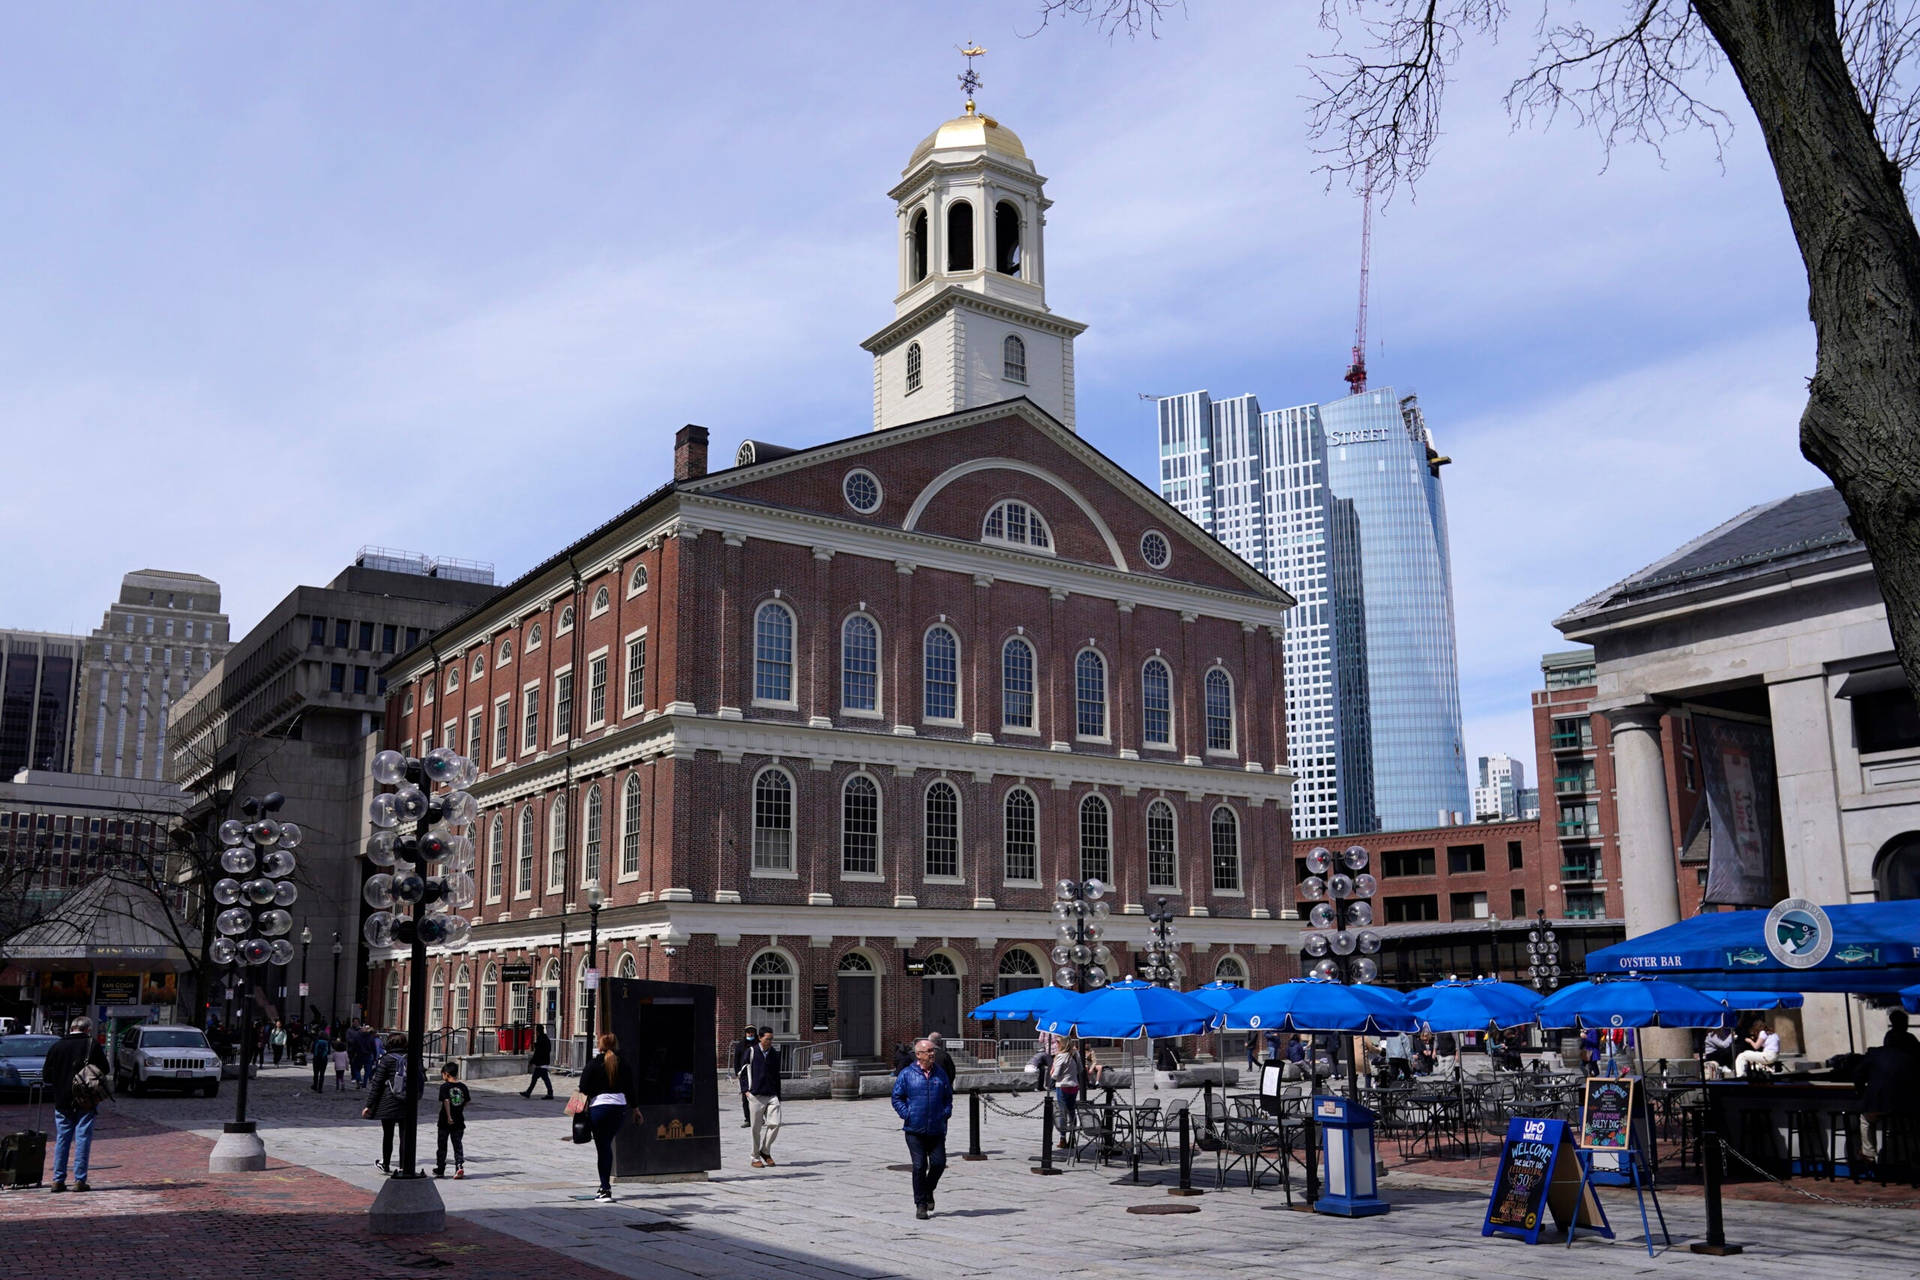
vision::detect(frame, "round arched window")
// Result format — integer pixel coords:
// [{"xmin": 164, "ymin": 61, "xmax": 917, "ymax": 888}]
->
[
  {"xmin": 1140, "ymin": 530, "xmax": 1171, "ymax": 570},
  {"xmin": 844, "ymin": 469, "xmax": 882, "ymax": 514}
]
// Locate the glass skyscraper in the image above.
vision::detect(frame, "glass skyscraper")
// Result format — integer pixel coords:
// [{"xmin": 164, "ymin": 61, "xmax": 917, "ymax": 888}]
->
[{"xmin": 1156, "ymin": 385, "xmax": 1467, "ymax": 835}]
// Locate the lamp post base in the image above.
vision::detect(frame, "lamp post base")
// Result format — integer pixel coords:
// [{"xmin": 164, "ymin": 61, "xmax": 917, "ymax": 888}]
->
[
  {"xmin": 209, "ymin": 1122, "xmax": 266, "ymax": 1172},
  {"xmin": 369, "ymin": 1172, "xmax": 447, "ymax": 1234}
]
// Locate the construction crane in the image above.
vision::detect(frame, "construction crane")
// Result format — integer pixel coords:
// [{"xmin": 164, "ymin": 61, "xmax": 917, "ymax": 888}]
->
[{"xmin": 1342, "ymin": 173, "xmax": 1373, "ymax": 397}]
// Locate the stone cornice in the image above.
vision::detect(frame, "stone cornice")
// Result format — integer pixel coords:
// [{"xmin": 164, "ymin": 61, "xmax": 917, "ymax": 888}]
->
[{"xmin": 860, "ymin": 287, "xmax": 1086, "ymax": 355}]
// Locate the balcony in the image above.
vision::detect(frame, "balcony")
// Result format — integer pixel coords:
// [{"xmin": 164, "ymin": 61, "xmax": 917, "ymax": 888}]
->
[
  {"xmin": 1560, "ymin": 861, "xmax": 1600, "ymax": 884},
  {"xmin": 1556, "ymin": 819, "xmax": 1598, "ymax": 840},
  {"xmin": 1554, "ymin": 774, "xmax": 1594, "ymax": 796}
]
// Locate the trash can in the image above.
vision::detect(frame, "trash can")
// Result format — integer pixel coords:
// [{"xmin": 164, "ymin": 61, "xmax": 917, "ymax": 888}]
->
[
  {"xmin": 1313, "ymin": 1094, "xmax": 1389, "ymax": 1217},
  {"xmin": 497, "ymin": 1026, "xmax": 513, "ymax": 1053},
  {"xmin": 830, "ymin": 1059, "xmax": 862, "ymax": 1101}
]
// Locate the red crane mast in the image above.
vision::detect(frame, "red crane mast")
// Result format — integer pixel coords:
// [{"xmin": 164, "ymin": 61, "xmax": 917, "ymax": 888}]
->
[{"xmin": 1343, "ymin": 177, "xmax": 1373, "ymax": 397}]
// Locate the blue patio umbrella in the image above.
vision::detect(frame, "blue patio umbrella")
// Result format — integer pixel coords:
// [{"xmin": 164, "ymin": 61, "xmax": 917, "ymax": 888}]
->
[
  {"xmin": 1698, "ymin": 990, "xmax": 1804, "ymax": 1011},
  {"xmin": 1406, "ymin": 978, "xmax": 1541, "ymax": 1032},
  {"xmin": 1183, "ymin": 981, "xmax": 1251, "ymax": 1013},
  {"xmin": 1037, "ymin": 979, "xmax": 1219, "ymax": 1039},
  {"xmin": 968, "ymin": 986, "xmax": 1074, "ymax": 1021},
  {"xmin": 1536, "ymin": 978, "xmax": 1728, "ymax": 1030},
  {"xmin": 1900, "ymin": 983, "xmax": 1920, "ymax": 1015},
  {"xmin": 1219, "ymin": 977, "xmax": 1420, "ymax": 1034}
]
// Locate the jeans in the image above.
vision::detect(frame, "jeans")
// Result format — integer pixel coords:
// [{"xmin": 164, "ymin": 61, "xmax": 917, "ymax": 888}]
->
[
  {"xmin": 53, "ymin": 1109, "xmax": 95, "ymax": 1184},
  {"xmin": 1055, "ymin": 1087, "xmax": 1079, "ymax": 1140},
  {"xmin": 436, "ymin": 1123, "xmax": 465, "ymax": 1173},
  {"xmin": 524, "ymin": 1065, "xmax": 553, "ymax": 1098},
  {"xmin": 903, "ymin": 1129, "xmax": 947, "ymax": 1206},
  {"xmin": 588, "ymin": 1104, "xmax": 626, "ymax": 1192},
  {"xmin": 312, "ymin": 1060, "xmax": 328, "ymax": 1092}
]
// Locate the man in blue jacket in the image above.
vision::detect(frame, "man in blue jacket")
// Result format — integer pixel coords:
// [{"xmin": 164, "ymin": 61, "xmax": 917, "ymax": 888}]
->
[{"xmin": 891, "ymin": 1038, "xmax": 954, "ymax": 1220}]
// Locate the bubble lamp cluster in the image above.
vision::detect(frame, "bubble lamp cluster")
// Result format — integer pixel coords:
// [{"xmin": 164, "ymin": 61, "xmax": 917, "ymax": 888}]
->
[
  {"xmin": 1527, "ymin": 909, "xmax": 1564, "ymax": 991},
  {"xmin": 212, "ymin": 794, "xmax": 305, "ymax": 977},
  {"xmin": 1141, "ymin": 895, "xmax": 1180, "ymax": 987},
  {"xmin": 1051, "ymin": 877, "xmax": 1112, "ymax": 991},
  {"xmin": 1298, "ymin": 845, "xmax": 1382, "ymax": 984},
  {"xmin": 361, "ymin": 747, "xmax": 479, "ymax": 957}
]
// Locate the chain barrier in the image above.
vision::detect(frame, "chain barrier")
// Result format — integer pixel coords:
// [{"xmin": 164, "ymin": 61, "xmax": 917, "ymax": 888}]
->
[
  {"xmin": 1713, "ymin": 1135, "xmax": 1920, "ymax": 1209},
  {"xmin": 978, "ymin": 1090, "xmax": 1050, "ymax": 1120}
]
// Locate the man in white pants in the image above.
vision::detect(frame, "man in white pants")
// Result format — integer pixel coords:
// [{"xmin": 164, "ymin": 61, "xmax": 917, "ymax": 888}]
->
[
  {"xmin": 1735, "ymin": 1021, "xmax": 1781, "ymax": 1077},
  {"xmin": 742, "ymin": 1028, "xmax": 783, "ymax": 1167}
]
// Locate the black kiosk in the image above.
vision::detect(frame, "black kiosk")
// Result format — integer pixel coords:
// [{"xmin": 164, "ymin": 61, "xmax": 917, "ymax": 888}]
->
[{"xmin": 604, "ymin": 978, "xmax": 722, "ymax": 1181}]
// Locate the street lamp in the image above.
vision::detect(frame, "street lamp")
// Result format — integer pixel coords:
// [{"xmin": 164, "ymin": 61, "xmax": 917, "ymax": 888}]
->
[
  {"xmin": 1527, "ymin": 909, "xmax": 1563, "ymax": 992},
  {"xmin": 1050, "ymin": 877, "xmax": 1112, "ymax": 992},
  {"xmin": 206, "ymin": 792, "xmax": 304, "ymax": 1173},
  {"xmin": 361, "ymin": 745, "xmax": 478, "ymax": 1234},
  {"xmin": 330, "ymin": 932, "xmax": 343, "ymax": 1030},
  {"xmin": 1486, "ymin": 913, "xmax": 1501, "ymax": 982},
  {"xmin": 299, "ymin": 926, "xmax": 313, "ymax": 1023},
  {"xmin": 1298, "ymin": 844, "xmax": 1382, "ymax": 1100},
  {"xmin": 1141, "ymin": 896, "xmax": 1178, "ymax": 987},
  {"xmin": 583, "ymin": 883, "xmax": 604, "ymax": 1040}
]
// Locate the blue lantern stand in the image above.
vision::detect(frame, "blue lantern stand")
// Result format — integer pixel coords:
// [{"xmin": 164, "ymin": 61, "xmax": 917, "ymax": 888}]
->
[{"xmin": 1311, "ymin": 1093, "xmax": 1389, "ymax": 1216}]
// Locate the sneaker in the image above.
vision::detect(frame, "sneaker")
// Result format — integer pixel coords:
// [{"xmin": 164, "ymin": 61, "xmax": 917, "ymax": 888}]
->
[
  {"xmin": 916, "ymin": 1205, "xmax": 929, "ymax": 1220},
  {"xmin": 593, "ymin": 1189, "xmax": 612, "ymax": 1202},
  {"xmin": 433, "ymin": 1168, "xmax": 445, "ymax": 1179},
  {"xmin": 751, "ymin": 1159, "xmax": 765, "ymax": 1169},
  {"xmin": 75, "ymin": 1181, "xmax": 90, "ymax": 1193},
  {"xmin": 50, "ymin": 1182, "xmax": 65, "ymax": 1194},
  {"xmin": 375, "ymin": 1161, "xmax": 390, "ymax": 1174},
  {"xmin": 455, "ymin": 1167, "xmax": 465, "ymax": 1180},
  {"xmin": 761, "ymin": 1154, "xmax": 776, "ymax": 1167}
]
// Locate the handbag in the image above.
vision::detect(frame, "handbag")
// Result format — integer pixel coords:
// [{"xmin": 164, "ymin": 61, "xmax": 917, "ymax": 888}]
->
[
  {"xmin": 571, "ymin": 1111, "xmax": 593, "ymax": 1144},
  {"xmin": 563, "ymin": 1091, "xmax": 588, "ymax": 1116}
]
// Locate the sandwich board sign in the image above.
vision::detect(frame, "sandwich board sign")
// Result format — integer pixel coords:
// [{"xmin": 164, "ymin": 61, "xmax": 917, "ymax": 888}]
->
[{"xmin": 1482, "ymin": 1116, "xmax": 1611, "ymax": 1245}]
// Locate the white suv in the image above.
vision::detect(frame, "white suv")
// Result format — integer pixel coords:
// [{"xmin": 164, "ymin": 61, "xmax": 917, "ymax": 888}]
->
[{"xmin": 115, "ymin": 1024, "xmax": 221, "ymax": 1097}]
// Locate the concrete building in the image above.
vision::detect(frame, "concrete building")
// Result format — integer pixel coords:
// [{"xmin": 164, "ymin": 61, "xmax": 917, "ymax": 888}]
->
[
  {"xmin": 370, "ymin": 103, "xmax": 1302, "ymax": 1065},
  {"xmin": 0, "ymin": 630, "xmax": 84, "ymax": 776},
  {"xmin": 167, "ymin": 553, "xmax": 496, "ymax": 1028},
  {"xmin": 1472, "ymin": 753, "xmax": 1528, "ymax": 822},
  {"xmin": 72, "ymin": 570, "xmax": 231, "ymax": 781},
  {"xmin": 1556, "ymin": 487, "xmax": 1920, "ymax": 1058}
]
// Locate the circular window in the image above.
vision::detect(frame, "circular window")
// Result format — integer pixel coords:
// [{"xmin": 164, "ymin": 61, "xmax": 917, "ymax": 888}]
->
[
  {"xmin": 1140, "ymin": 530, "xmax": 1171, "ymax": 570},
  {"xmin": 843, "ymin": 469, "xmax": 882, "ymax": 514}
]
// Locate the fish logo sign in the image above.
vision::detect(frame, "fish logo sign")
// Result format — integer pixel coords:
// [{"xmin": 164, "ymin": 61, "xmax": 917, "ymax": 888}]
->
[
  {"xmin": 1726, "ymin": 947, "xmax": 1767, "ymax": 967},
  {"xmin": 1764, "ymin": 898, "xmax": 1832, "ymax": 970}
]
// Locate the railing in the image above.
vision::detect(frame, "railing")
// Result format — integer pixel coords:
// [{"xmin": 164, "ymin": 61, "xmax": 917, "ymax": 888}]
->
[
  {"xmin": 1560, "ymin": 862, "xmax": 1599, "ymax": 883},
  {"xmin": 774, "ymin": 1039, "xmax": 840, "ymax": 1075},
  {"xmin": 1553, "ymin": 774, "xmax": 1593, "ymax": 795},
  {"xmin": 1549, "ymin": 732, "xmax": 1590, "ymax": 751},
  {"xmin": 1556, "ymin": 820, "xmax": 1597, "ymax": 839}
]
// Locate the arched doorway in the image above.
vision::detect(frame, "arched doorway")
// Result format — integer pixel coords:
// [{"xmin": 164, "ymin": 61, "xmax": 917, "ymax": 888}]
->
[
  {"xmin": 920, "ymin": 952, "xmax": 961, "ymax": 1041},
  {"xmin": 1873, "ymin": 832, "xmax": 1920, "ymax": 899},
  {"xmin": 837, "ymin": 952, "xmax": 880, "ymax": 1058},
  {"xmin": 540, "ymin": 959, "xmax": 562, "ymax": 1040},
  {"xmin": 995, "ymin": 948, "xmax": 1045, "ymax": 1038}
]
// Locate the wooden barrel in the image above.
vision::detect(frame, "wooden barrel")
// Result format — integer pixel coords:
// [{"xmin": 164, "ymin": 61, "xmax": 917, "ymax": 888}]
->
[{"xmin": 829, "ymin": 1059, "xmax": 862, "ymax": 1101}]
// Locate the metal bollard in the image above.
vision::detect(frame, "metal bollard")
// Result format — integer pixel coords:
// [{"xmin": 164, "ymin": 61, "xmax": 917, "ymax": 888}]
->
[
  {"xmin": 1168, "ymin": 1106, "xmax": 1204, "ymax": 1196},
  {"xmin": 1690, "ymin": 1130, "xmax": 1743, "ymax": 1255},
  {"xmin": 1031, "ymin": 1091, "xmax": 1062, "ymax": 1175},
  {"xmin": 964, "ymin": 1091, "xmax": 987, "ymax": 1161},
  {"xmin": 1297, "ymin": 1104, "xmax": 1320, "ymax": 1210}
]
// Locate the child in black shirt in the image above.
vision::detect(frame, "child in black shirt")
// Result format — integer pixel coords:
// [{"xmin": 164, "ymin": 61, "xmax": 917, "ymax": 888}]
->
[{"xmin": 435, "ymin": 1061, "xmax": 470, "ymax": 1178}]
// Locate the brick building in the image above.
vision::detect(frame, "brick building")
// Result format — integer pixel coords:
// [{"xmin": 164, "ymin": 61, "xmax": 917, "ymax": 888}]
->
[{"xmin": 367, "ymin": 103, "xmax": 1302, "ymax": 1063}]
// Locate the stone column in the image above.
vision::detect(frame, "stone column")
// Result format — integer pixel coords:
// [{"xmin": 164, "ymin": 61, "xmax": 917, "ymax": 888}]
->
[
  {"xmin": 1603, "ymin": 701, "xmax": 1688, "ymax": 1058},
  {"xmin": 1766, "ymin": 673, "xmax": 1851, "ymax": 1060}
]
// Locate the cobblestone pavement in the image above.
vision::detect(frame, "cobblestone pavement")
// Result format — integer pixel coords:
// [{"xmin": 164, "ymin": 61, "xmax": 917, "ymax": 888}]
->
[{"xmin": 9, "ymin": 1066, "xmax": 1918, "ymax": 1279}]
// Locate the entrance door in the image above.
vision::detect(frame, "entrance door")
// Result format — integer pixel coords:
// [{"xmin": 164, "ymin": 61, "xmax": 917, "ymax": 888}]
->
[
  {"xmin": 543, "ymin": 986, "xmax": 559, "ymax": 1040},
  {"xmin": 838, "ymin": 975, "xmax": 877, "ymax": 1057}
]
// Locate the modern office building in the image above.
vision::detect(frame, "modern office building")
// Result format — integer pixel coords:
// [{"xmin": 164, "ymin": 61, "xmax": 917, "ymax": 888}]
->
[
  {"xmin": 0, "ymin": 630, "xmax": 84, "ymax": 776},
  {"xmin": 71, "ymin": 570, "xmax": 231, "ymax": 781},
  {"xmin": 1154, "ymin": 385, "xmax": 1465, "ymax": 834},
  {"xmin": 1473, "ymin": 753, "xmax": 1529, "ymax": 822},
  {"xmin": 167, "ymin": 552, "xmax": 496, "ymax": 1027}
]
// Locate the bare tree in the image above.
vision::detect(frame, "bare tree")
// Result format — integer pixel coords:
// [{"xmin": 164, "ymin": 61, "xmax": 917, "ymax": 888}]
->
[{"xmin": 1040, "ymin": 1, "xmax": 1920, "ymax": 703}]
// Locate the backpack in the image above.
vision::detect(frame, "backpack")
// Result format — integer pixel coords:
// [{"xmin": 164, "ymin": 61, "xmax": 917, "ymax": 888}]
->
[
  {"xmin": 386, "ymin": 1055, "xmax": 407, "ymax": 1102},
  {"xmin": 70, "ymin": 1055, "xmax": 109, "ymax": 1112}
]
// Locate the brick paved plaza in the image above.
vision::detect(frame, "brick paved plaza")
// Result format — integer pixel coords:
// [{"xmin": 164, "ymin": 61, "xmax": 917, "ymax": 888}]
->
[{"xmin": 5, "ymin": 1066, "xmax": 1916, "ymax": 1279}]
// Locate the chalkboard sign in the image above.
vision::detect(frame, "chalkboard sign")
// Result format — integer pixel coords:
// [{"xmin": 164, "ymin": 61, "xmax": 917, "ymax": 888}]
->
[
  {"xmin": 1482, "ymin": 1117, "xmax": 1611, "ymax": 1245},
  {"xmin": 1580, "ymin": 1076, "xmax": 1636, "ymax": 1151}
]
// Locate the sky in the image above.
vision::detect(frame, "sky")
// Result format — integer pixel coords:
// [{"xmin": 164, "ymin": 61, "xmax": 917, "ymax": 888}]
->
[{"xmin": 0, "ymin": 3, "xmax": 1827, "ymax": 780}]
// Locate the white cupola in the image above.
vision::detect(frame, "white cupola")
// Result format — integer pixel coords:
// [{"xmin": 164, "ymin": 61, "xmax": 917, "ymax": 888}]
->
[{"xmin": 861, "ymin": 87, "xmax": 1085, "ymax": 432}]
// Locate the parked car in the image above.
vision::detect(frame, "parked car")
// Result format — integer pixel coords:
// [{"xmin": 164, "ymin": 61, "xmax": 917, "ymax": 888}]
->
[
  {"xmin": 0, "ymin": 1034, "xmax": 60, "ymax": 1097},
  {"xmin": 115, "ymin": 1024, "xmax": 221, "ymax": 1097}
]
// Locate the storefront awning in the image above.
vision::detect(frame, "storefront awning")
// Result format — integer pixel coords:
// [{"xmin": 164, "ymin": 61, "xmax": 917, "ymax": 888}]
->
[
  {"xmin": 1584, "ymin": 900, "xmax": 1920, "ymax": 995},
  {"xmin": 4, "ymin": 876, "xmax": 194, "ymax": 971}
]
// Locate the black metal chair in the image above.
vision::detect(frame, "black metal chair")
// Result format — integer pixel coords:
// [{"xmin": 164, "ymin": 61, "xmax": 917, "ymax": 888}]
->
[{"xmin": 1214, "ymin": 1113, "xmax": 1292, "ymax": 1201}]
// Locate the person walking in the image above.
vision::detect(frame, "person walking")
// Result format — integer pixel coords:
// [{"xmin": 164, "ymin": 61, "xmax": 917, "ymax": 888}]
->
[
  {"xmin": 44, "ymin": 1016, "xmax": 112, "ymax": 1193},
  {"xmin": 742, "ymin": 1027, "xmax": 782, "ymax": 1167},
  {"xmin": 892, "ymin": 1038, "xmax": 954, "ymax": 1220},
  {"xmin": 362, "ymin": 1032, "xmax": 412, "ymax": 1173},
  {"xmin": 332, "ymin": 1038, "xmax": 349, "ymax": 1091},
  {"xmin": 926, "ymin": 1031, "xmax": 956, "ymax": 1085},
  {"xmin": 580, "ymin": 1032, "xmax": 640, "ymax": 1201},
  {"xmin": 435, "ymin": 1061, "xmax": 470, "ymax": 1179},
  {"xmin": 732, "ymin": 1025, "xmax": 758, "ymax": 1128},
  {"xmin": 270, "ymin": 1021, "xmax": 287, "ymax": 1066},
  {"xmin": 310, "ymin": 1029, "xmax": 332, "ymax": 1093},
  {"xmin": 1049, "ymin": 1032, "xmax": 1083, "ymax": 1150},
  {"xmin": 521, "ymin": 1025, "xmax": 554, "ymax": 1100}
]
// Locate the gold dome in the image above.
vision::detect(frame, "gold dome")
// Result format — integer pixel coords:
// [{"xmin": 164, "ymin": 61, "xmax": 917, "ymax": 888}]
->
[{"xmin": 908, "ymin": 109, "xmax": 1029, "ymax": 170}]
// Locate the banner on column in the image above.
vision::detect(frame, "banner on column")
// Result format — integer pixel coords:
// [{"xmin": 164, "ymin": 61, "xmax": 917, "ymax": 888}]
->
[{"xmin": 1695, "ymin": 712, "xmax": 1778, "ymax": 907}]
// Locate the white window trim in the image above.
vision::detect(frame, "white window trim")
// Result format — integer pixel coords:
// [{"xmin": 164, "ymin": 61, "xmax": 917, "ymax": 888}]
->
[
  {"xmin": 581, "ymin": 783, "xmax": 604, "ymax": 889},
  {"xmin": 1001, "ymin": 786, "xmax": 1042, "ymax": 887},
  {"xmin": 1000, "ymin": 637, "xmax": 1039, "ymax": 736},
  {"xmin": 557, "ymin": 606, "xmax": 575, "ymax": 636},
  {"xmin": 981, "ymin": 500, "xmax": 1056, "ymax": 556},
  {"xmin": 1209, "ymin": 804, "xmax": 1245, "ymax": 896},
  {"xmin": 623, "ymin": 627, "xmax": 649, "ymax": 719},
  {"xmin": 472, "ymin": 653, "xmax": 486, "ymax": 678},
  {"xmin": 590, "ymin": 585, "xmax": 611, "ymax": 618},
  {"xmin": 626, "ymin": 562, "xmax": 650, "ymax": 599},
  {"xmin": 583, "ymin": 645, "xmax": 611, "ymax": 730},
  {"xmin": 1204, "ymin": 666, "xmax": 1239, "ymax": 758},
  {"xmin": 445, "ymin": 668, "xmax": 459, "ymax": 694},
  {"xmin": 442, "ymin": 718, "xmax": 457, "ymax": 754},
  {"xmin": 1073, "ymin": 647, "xmax": 1112, "ymax": 745},
  {"xmin": 1141, "ymin": 657, "xmax": 1176, "ymax": 753},
  {"xmin": 751, "ymin": 601, "xmax": 799, "ymax": 712},
  {"xmin": 466, "ymin": 709, "xmax": 483, "ymax": 763},
  {"xmin": 514, "ymin": 808, "xmax": 536, "ymax": 900},
  {"xmin": 526, "ymin": 624, "xmax": 542, "ymax": 653},
  {"xmin": 616, "ymin": 776, "xmax": 644, "ymax": 884},
  {"xmin": 840, "ymin": 612, "xmax": 883, "ymax": 719},
  {"xmin": 491, "ymin": 696, "xmax": 511, "ymax": 766},
  {"xmin": 922, "ymin": 778, "xmax": 964, "ymax": 884},
  {"xmin": 403, "ymin": 691, "xmax": 415, "ymax": 714},
  {"xmin": 749, "ymin": 765, "xmax": 799, "ymax": 879},
  {"xmin": 1145, "ymin": 798, "xmax": 1181, "ymax": 894},
  {"xmin": 920, "ymin": 624, "xmax": 963, "ymax": 727},
  {"xmin": 843, "ymin": 467, "xmax": 884, "ymax": 514},
  {"xmin": 521, "ymin": 681, "xmax": 541, "ymax": 755},
  {"xmin": 551, "ymin": 664, "xmax": 574, "ymax": 746},
  {"xmin": 547, "ymin": 801, "xmax": 568, "ymax": 894},
  {"xmin": 496, "ymin": 639, "xmax": 513, "ymax": 668},
  {"xmin": 840, "ymin": 771, "xmax": 885, "ymax": 882}
]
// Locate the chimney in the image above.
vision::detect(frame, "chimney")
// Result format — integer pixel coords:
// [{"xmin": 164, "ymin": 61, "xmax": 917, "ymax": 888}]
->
[{"xmin": 673, "ymin": 424, "xmax": 709, "ymax": 481}]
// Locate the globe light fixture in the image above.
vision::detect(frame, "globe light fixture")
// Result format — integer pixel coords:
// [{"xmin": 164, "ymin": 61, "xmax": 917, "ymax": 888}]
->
[{"xmin": 1053, "ymin": 876, "xmax": 1111, "ymax": 991}]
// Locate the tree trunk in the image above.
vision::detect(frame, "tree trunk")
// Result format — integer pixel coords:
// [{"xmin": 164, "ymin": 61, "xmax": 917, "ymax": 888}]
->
[{"xmin": 1694, "ymin": 1, "xmax": 1920, "ymax": 699}]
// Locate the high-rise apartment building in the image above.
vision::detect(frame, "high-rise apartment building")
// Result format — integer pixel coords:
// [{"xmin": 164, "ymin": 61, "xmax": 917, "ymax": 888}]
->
[
  {"xmin": 1473, "ymin": 753, "xmax": 1528, "ymax": 822},
  {"xmin": 72, "ymin": 571, "xmax": 231, "ymax": 781},
  {"xmin": 0, "ymin": 630, "xmax": 83, "ymax": 776},
  {"xmin": 1155, "ymin": 385, "xmax": 1466, "ymax": 834}
]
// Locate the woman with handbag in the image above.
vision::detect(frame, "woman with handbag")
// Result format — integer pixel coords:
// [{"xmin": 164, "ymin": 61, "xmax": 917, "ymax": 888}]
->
[
  {"xmin": 577, "ymin": 1032, "xmax": 640, "ymax": 1201},
  {"xmin": 362, "ymin": 1032, "xmax": 411, "ymax": 1173}
]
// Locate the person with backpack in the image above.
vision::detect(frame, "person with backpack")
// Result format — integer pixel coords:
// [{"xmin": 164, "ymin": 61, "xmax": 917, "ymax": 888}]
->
[
  {"xmin": 579, "ymin": 1032, "xmax": 640, "ymax": 1201},
  {"xmin": 362, "ymin": 1032, "xmax": 412, "ymax": 1173},
  {"xmin": 309, "ymin": 1029, "xmax": 331, "ymax": 1093},
  {"xmin": 435, "ymin": 1061, "xmax": 470, "ymax": 1179},
  {"xmin": 44, "ymin": 1015, "xmax": 112, "ymax": 1192}
]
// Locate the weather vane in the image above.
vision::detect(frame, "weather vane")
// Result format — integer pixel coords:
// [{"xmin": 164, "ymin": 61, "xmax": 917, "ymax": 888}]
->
[{"xmin": 958, "ymin": 42, "xmax": 986, "ymax": 114}]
